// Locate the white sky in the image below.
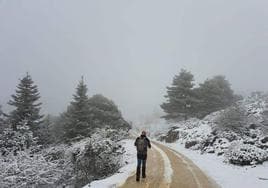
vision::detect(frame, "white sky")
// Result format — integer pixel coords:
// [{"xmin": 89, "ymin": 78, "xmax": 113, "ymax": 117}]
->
[{"xmin": 0, "ymin": 0, "xmax": 268, "ymax": 121}]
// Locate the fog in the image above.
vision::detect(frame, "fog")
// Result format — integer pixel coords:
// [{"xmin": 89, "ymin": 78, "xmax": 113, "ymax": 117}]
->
[{"xmin": 0, "ymin": 0, "xmax": 268, "ymax": 121}]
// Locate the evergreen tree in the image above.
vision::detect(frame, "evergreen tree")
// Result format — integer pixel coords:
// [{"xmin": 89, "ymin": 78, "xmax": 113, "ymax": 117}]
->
[
  {"xmin": 198, "ymin": 75, "xmax": 235, "ymax": 117},
  {"xmin": 88, "ymin": 94, "xmax": 130, "ymax": 130},
  {"xmin": 8, "ymin": 73, "xmax": 43, "ymax": 133},
  {"xmin": 36, "ymin": 115, "xmax": 54, "ymax": 145},
  {"xmin": 62, "ymin": 77, "xmax": 91, "ymax": 142},
  {"xmin": 0, "ymin": 105, "xmax": 6, "ymax": 133},
  {"xmin": 161, "ymin": 69, "xmax": 198, "ymax": 120}
]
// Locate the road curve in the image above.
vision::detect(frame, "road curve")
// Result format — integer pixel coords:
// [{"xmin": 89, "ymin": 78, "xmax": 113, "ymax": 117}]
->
[{"xmin": 119, "ymin": 142, "xmax": 219, "ymax": 188}]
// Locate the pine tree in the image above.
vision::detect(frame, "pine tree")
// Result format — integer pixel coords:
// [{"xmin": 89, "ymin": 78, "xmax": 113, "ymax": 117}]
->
[
  {"xmin": 0, "ymin": 105, "xmax": 3, "ymax": 123},
  {"xmin": 161, "ymin": 69, "xmax": 198, "ymax": 120},
  {"xmin": 88, "ymin": 94, "xmax": 130, "ymax": 130},
  {"xmin": 62, "ymin": 77, "xmax": 91, "ymax": 142},
  {"xmin": 36, "ymin": 115, "xmax": 54, "ymax": 145},
  {"xmin": 8, "ymin": 73, "xmax": 43, "ymax": 133},
  {"xmin": 198, "ymin": 75, "xmax": 235, "ymax": 117},
  {"xmin": 0, "ymin": 105, "xmax": 6, "ymax": 133}
]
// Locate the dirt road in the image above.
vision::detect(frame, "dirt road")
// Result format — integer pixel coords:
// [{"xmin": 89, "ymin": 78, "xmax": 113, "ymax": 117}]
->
[{"xmin": 120, "ymin": 142, "xmax": 219, "ymax": 188}]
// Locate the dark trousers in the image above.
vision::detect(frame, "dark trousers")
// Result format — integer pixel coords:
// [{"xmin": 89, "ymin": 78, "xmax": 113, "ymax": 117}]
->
[{"xmin": 136, "ymin": 154, "xmax": 147, "ymax": 180}]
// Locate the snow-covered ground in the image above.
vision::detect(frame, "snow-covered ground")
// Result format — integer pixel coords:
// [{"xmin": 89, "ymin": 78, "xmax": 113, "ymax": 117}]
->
[
  {"xmin": 84, "ymin": 139, "xmax": 136, "ymax": 188},
  {"xmin": 165, "ymin": 142, "xmax": 268, "ymax": 188},
  {"xmin": 87, "ymin": 137, "xmax": 268, "ymax": 188},
  {"xmin": 86, "ymin": 94, "xmax": 268, "ymax": 188}
]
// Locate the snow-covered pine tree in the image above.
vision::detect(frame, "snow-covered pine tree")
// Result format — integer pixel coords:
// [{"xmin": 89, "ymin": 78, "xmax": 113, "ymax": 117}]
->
[
  {"xmin": 161, "ymin": 69, "xmax": 198, "ymax": 120},
  {"xmin": 8, "ymin": 73, "xmax": 43, "ymax": 134},
  {"xmin": 62, "ymin": 77, "xmax": 91, "ymax": 142}
]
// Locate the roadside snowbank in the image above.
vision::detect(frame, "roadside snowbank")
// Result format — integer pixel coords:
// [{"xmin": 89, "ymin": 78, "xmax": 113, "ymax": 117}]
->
[
  {"xmin": 166, "ymin": 142, "xmax": 268, "ymax": 188},
  {"xmin": 84, "ymin": 139, "xmax": 136, "ymax": 188},
  {"xmin": 153, "ymin": 144, "xmax": 173, "ymax": 183}
]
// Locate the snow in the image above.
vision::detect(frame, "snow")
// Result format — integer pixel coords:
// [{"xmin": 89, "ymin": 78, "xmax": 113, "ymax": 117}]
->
[
  {"xmin": 167, "ymin": 148, "xmax": 203, "ymax": 188},
  {"xmin": 153, "ymin": 144, "xmax": 173, "ymax": 183},
  {"xmin": 84, "ymin": 134, "xmax": 268, "ymax": 188},
  {"xmin": 84, "ymin": 139, "xmax": 137, "ymax": 188},
  {"xmin": 225, "ymin": 141, "xmax": 268, "ymax": 165},
  {"xmin": 85, "ymin": 95, "xmax": 268, "ymax": 188},
  {"xmin": 166, "ymin": 142, "xmax": 268, "ymax": 188}
]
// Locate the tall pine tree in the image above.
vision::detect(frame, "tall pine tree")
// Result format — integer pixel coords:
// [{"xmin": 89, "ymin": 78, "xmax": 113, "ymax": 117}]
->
[
  {"xmin": 62, "ymin": 77, "xmax": 91, "ymax": 142},
  {"xmin": 8, "ymin": 73, "xmax": 43, "ymax": 133},
  {"xmin": 161, "ymin": 69, "xmax": 198, "ymax": 120}
]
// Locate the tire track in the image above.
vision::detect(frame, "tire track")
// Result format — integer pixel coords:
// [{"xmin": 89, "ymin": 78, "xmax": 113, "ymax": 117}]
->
[
  {"xmin": 154, "ymin": 142, "xmax": 219, "ymax": 188},
  {"xmin": 152, "ymin": 144, "xmax": 173, "ymax": 185},
  {"xmin": 119, "ymin": 145, "xmax": 166, "ymax": 188},
  {"xmin": 120, "ymin": 141, "xmax": 219, "ymax": 188}
]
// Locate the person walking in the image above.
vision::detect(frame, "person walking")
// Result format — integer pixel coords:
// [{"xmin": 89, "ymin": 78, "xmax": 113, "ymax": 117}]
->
[{"xmin": 134, "ymin": 131, "xmax": 151, "ymax": 182}]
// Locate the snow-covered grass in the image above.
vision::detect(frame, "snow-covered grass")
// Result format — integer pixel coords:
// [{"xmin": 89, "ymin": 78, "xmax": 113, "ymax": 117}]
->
[
  {"xmin": 166, "ymin": 142, "xmax": 268, "ymax": 188},
  {"xmin": 84, "ymin": 139, "xmax": 137, "ymax": 188}
]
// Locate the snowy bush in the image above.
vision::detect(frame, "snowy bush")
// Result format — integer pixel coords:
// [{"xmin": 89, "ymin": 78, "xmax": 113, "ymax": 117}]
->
[
  {"xmin": 0, "ymin": 121, "xmax": 37, "ymax": 156},
  {"xmin": 164, "ymin": 128, "xmax": 180, "ymax": 143},
  {"xmin": 214, "ymin": 105, "xmax": 249, "ymax": 137},
  {"xmin": 185, "ymin": 140, "xmax": 199, "ymax": 149},
  {"xmin": 0, "ymin": 152, "xmax": 65, "ymax": 188},
  {"xmin": 73, "ymin": 137, "xmax": 124, "ymax": 187},
  {"xmin": 52, "ymin": 129, "xmax": 127, "ymax": 187},
  {"xmin": 0, "ymin": 127, "xmax": 127, "ymax": 188},
  {"xmin": 225, "ymin": 141, "xmax": 268, "ymax": 165}
]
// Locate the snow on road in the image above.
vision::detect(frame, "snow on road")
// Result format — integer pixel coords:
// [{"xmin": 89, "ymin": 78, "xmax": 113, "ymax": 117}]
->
[
  {"xmin": 118, "ymin": 141, "xmax": 217, "ymax": 188},
  {"xmin": 88, "ymin": 139, "xmax": 218, "ymax": 188},
  {"xmin": 166, "ymin": 142, "xmax": 268, "ymax": 188},
  {"xmin": 153, "ymin": 144, "xmax": 173, "ymax": 184},
  {"xmin": 87, "ymin": 140, "xmax": 217, "ymax": 188}
]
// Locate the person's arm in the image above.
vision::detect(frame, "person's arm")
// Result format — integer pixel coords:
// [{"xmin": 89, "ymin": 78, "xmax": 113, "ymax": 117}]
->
[
  {"xmin": 134, "ymin": 137, "xmax": 138, "ymax": 146},
  {"xmin": 147, "ymin": 138, "xmax": 151, "ymax": 149}
]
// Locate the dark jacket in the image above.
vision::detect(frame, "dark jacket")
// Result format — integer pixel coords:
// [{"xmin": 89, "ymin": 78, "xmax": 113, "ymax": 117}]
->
[{"xmin": 134, "ymin": 135, "xmax": 151, "ymax": 157}]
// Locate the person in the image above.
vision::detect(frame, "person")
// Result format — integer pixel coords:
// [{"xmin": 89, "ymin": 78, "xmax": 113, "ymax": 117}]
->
[{"xmin": 134, "ymin": 131, "xmax": 151, "ymax": 182}]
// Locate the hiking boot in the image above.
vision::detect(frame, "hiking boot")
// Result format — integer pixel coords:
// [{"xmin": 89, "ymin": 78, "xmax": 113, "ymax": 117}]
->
[
  {"xmin": 142, "ymin": 175, "xmax": 146, "ymax": 178},
  {"xmin": 136, "ymin": 177, "xmax": 140, "ymax": 182}
]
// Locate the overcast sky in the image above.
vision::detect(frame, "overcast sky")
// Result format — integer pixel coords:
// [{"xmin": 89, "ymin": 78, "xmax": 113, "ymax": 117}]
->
[{"xmin": 0, "ymin": 0, "xmax": 268, "ymax": 121}]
